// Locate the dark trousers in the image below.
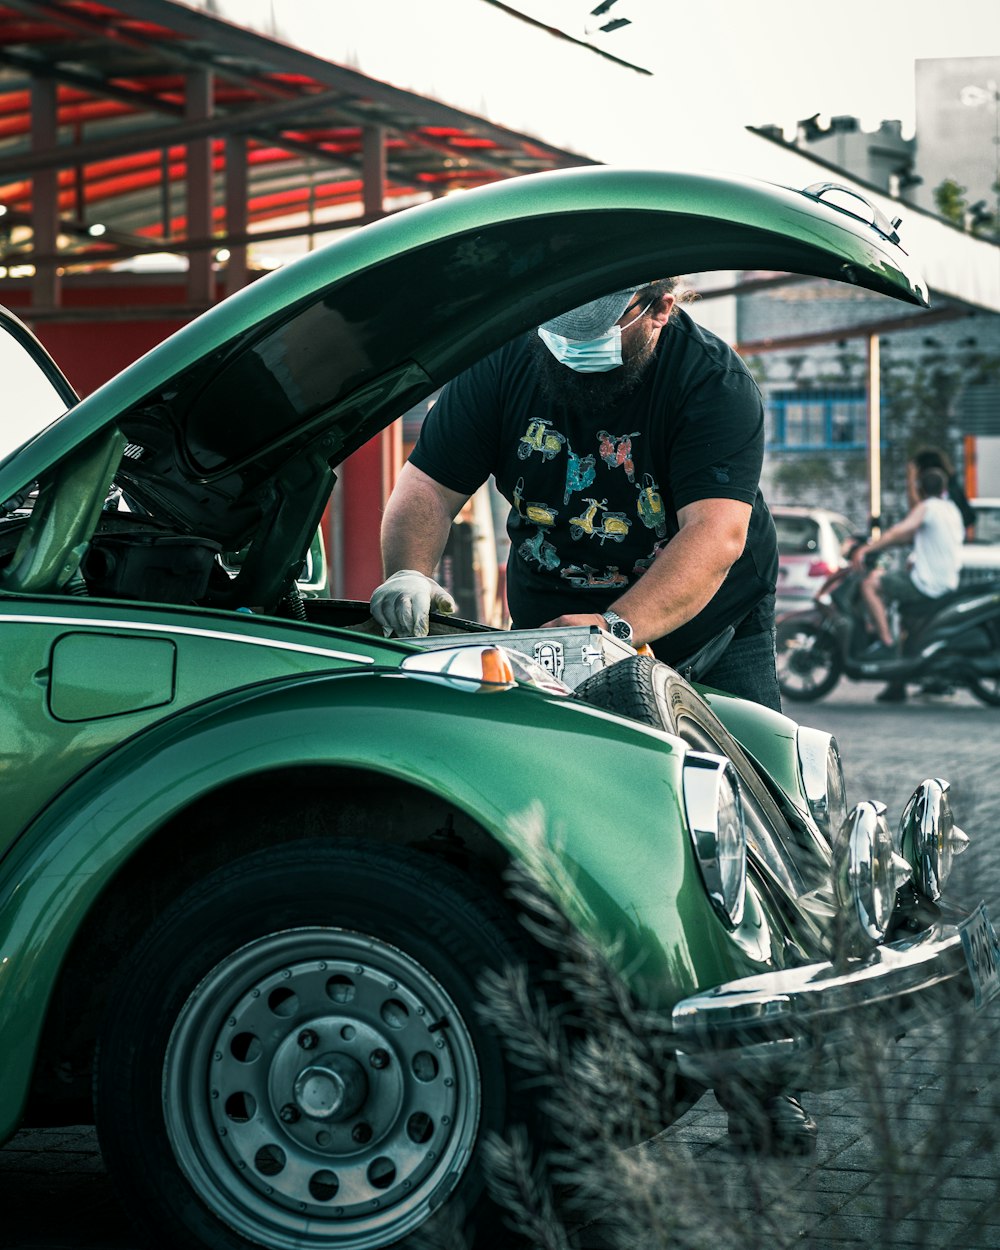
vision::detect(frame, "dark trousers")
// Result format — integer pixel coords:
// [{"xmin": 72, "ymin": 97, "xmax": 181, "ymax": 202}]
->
[{"xmin": 699, "ymin": 623, "xmax": 781, "ymax": 712}]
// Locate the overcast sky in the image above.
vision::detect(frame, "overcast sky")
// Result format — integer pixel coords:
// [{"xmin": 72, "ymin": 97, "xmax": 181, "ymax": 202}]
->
[{"xmin": 527, "ymin": 0, "xmax": 1000, "ymax": 137}]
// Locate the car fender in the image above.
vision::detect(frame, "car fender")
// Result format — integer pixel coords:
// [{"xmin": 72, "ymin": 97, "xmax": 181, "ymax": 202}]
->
[
  {"xmin": 0, "ymin": 668, "xmax": 778, "ymax": 1140},
  {"xmin": 701, "ymin": 690, "xmax": 812, "ymax": 821}
]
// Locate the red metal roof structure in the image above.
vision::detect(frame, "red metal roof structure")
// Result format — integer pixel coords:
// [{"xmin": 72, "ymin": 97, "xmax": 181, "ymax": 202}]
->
[{"xmin": 0, "ymin": 0, "xmax": 593, "ymax": 318}]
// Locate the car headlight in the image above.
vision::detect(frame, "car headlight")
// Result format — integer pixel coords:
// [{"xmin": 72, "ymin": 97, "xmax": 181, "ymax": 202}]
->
[
  {"xmin": 682, "ymin": 752, "xmax": 747, "ymax": 928},
  {"xmin": 797, "ymin": 726, "xmax": 848, "ymax": 844},
  {"xmin": 897, "ymin": 778, "xmax": 969, "ymax": 902},
  {"xmin": 401, "ymin": 644, "xmax": 572, "ymax": 694},
  {"xmin": 834, "ymin": 801, "xmax": 912, "ymax": 946}
]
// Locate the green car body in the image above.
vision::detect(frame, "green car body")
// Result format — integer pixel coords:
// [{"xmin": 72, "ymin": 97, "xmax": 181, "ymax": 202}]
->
[{"xmin": 0, "ymin": 167, "xmax": 983, "ymax": 1249}]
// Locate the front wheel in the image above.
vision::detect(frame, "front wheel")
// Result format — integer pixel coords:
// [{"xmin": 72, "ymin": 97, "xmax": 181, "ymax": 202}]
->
[
  {"xmin": 969, "ymin": 675, "xmax": 1000, "ymax": 706},
  {"xmin": 775, "ymin": 617, "xmax": 842, "ymax": 701},
  {"xmin": 95, "ymin": 839, "xmax": 544, "ymax": 1250}
]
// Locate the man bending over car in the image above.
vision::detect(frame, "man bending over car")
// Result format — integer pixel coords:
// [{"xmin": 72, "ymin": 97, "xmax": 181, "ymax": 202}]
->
[
  {"xmin": 371, "ymin": 280, "xmax": 818, "ymax": 1157},
  {"xmin": 374, "ymin": 280, "xmax": 783, "ymax": 712}
]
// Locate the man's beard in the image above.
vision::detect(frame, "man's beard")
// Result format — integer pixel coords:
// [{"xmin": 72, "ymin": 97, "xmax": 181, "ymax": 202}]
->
[{"xmin": 528, "ymin": 327, "xmax": 659, "ymax": 412}]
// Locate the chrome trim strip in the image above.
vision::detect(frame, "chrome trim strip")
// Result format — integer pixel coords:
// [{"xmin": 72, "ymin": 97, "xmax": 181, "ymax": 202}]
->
[
  {"xmin": 671, "ymin": 919, "xmax": 972, "ymax": 1089},
  {"xmin": 682, "ymin": 752, "xmax": 747, "ymax": 928},
  {"xmin": 796, "ymin": 725, "xmax": 846, "ymax": 844},
  {"xmin": 0, "ymin": 613, "xmax": 375, "ymax": 664}
]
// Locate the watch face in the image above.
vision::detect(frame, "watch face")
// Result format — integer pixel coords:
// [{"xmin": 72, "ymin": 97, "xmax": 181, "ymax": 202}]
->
[{"xmin": 610, "ymin": 619, "xmax": 632, "ymax": 641}]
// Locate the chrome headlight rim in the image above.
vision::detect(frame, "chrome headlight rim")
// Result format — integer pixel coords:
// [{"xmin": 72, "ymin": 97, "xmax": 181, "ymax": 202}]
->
[
  {"xmin": 797, "ymin": 726, "xmax": 848, "ymax": 846},
  {"xmin": 834, "ymin": 801, "xmax": 913, "ymax": 946},
  {"xmin": 897, "ymin": 777, "xmax": 970, "ymax": 902},
  {"xmin": 682, "ymin": 751, "xmax": 747, "ymax": 929}
]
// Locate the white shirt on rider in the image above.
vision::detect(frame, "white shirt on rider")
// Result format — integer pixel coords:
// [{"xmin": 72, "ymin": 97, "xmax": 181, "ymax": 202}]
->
[{"xmin": 910, "ymin": 495, "xmax": 964, "ymax": 598}]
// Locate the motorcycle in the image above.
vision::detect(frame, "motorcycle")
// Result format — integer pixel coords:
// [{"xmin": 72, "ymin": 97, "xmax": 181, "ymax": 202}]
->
[{"xmin": 776, "ymin": 561, "xmax": 1000, "ymax": 705}]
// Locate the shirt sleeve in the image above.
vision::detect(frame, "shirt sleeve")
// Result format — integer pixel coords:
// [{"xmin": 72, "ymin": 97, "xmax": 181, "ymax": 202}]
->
[
  {"xmin": 408, "ymin": 352, "xmax": 504, "ymax": 496},
  {"xmin": 666, "ymin": 365, "xmax": 765, "ymax": 512}
]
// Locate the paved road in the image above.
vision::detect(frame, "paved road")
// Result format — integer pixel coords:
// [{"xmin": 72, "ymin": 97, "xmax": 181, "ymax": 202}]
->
[
  {"xmin": 3, "ymin": 679, "xmax": 999, "ymax": 1249},
  {"xmin": 646, "ymin": 681, "xmax": 1000, "ymax": 1250}
]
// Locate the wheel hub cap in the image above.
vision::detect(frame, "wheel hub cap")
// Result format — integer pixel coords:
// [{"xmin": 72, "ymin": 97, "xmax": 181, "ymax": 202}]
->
[
  {"xmin": 293, "ymin": 1054, "xmax": 368, "ymax": 1121},
  {"xmin": 163, "ymin": 928, "xmax": 481, "ymax": 1250}
]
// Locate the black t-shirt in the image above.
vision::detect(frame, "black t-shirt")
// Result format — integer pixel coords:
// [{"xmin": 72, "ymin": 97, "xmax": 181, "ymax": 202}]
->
[{"xmin": 409, "ymin": 308, "xmax": 778, "ymax": 664}]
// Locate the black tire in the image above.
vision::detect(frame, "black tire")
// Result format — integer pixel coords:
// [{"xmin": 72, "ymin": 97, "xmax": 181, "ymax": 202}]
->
[
  {"xmin": 574, "ymin": 653, "xmax": 749, "ymax": 756},
  {"xmin": 969, "ymin": 675, "xmax": 1000, "ymax": 706},
  {"xmin": 94, "ymin": 839, "xmax": 547, "ymax": 1250},
  {"xmin": 775, "ymin": 618, "xmax": 842, "ymax": 702},
  {"xmin": 574, "ymin": 653, "xmax": 744, "ymax": 759},
  {"xmin": 574, "ymin": 651, "xmax": 668, "ymax": 727}
]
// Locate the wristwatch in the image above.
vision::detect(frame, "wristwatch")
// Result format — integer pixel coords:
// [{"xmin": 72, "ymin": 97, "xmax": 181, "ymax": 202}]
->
[{"xmin": 602, "ymin": 610, "xmax": 634, "ymax": 644}]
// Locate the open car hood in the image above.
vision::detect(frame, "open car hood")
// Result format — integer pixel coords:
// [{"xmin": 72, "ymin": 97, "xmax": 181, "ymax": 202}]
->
[{"xmin": 0, "ymin": 166, "xmax": 927, "ymax": 548}]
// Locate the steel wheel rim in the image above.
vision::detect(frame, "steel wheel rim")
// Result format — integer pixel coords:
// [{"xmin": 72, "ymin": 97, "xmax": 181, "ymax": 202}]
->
[{"xmin": 163, "ymin": 927, "xmax": 481, "ymax": 1249}]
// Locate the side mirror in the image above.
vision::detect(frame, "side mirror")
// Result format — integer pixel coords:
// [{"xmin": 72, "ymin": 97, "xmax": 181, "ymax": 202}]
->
[{"xmin": 297, "ymin": 528, "xmax": 328, "ymax": 595}]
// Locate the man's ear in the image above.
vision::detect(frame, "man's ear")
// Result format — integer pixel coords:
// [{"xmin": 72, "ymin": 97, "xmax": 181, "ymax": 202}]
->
[{"xmin": 649, "ymin": 294, "xmax": 675, "ymax": 326}]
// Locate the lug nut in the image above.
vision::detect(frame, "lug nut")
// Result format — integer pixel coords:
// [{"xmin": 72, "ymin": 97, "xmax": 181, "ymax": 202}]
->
[
  {"xmin": 298, "ymin": 1029, "xmax": 319, "ymax": 1050},
  {"xmin": 352, "ymin": 1122, "xmax": 373, "ymax": 1144},
  {"xmin": 279, "ymin": 1104, "xmax": 300, "ymax": 1124},
  {"xmin": 370, "ymin": 1048, "xmax": 390, "ymax": 1069}
]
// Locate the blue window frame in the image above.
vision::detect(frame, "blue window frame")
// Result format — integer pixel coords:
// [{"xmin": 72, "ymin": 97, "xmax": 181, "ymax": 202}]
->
[{"xmin": 767, "ymin": 390, "xmax": 867, "ymax": 451}]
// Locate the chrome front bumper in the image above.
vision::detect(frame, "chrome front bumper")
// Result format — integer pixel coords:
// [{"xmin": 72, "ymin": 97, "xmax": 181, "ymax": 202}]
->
[{"xmin": 671, "ymin": 919, "xmax": 974, "ymax": 1091}]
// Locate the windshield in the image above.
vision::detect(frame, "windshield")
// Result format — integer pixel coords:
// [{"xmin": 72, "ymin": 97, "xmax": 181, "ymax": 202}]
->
[{"xmin": 0, "ymin": 318, "xmax": 73, "ymax": 462}]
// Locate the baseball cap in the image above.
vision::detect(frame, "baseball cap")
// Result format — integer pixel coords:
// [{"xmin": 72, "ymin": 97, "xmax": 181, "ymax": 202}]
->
[{"xmin": 539, "ymin": 286, "xmax": 643, "ymax": 341}]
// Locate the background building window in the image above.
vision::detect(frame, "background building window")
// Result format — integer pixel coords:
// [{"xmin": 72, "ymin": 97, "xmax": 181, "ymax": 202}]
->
[{"xmin": 768, "ymin": 389, "xmax": 867, "ymax": 450}]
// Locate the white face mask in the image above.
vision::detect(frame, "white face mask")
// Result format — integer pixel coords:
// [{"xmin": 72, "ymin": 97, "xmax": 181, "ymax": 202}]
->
[
  {"xmin": 536, "ymin": 299, "xmax": 653, "ymax": 373},
  {"xmin": 537, "ymin": 323, "xmax": 624, "ymax": 372}
]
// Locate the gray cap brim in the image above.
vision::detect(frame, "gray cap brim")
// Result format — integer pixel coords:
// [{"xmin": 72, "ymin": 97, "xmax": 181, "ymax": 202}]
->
[{"xmin": 540, "ymin": 287, "xmax": 642, "ymax": 340}]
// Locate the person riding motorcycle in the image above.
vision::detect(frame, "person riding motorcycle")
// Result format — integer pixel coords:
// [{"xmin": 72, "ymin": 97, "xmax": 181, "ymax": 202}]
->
[{"xmin": 850, "ymin": 466, "xmax": 964, "ymax": 702}]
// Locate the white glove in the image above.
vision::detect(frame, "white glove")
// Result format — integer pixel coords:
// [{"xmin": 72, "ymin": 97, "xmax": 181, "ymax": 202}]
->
[{"xmin": 370, "ymin": 569, "xmax": 457, "ymax": 637}]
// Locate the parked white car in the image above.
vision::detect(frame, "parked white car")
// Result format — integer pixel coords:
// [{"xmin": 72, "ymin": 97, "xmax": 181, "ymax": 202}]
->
[
  {"xmin": 960, "ymin": 498, "xmax": 1000, "ymax": 586},
  {"xmin": 772, "ymin": 505, "xmax": 856, "ymax": 614}
]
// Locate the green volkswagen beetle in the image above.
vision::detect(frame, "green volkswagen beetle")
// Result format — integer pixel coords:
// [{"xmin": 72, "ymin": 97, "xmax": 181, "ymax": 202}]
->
[{"xmin": 0, "ymin": 167, "xmax": 993, "ymax": 1249}]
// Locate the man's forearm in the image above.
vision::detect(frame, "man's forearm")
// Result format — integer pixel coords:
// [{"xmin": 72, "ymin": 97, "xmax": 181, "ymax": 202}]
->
[
  {"xmin": 542, "ymin": 497, "xmax": 750, "ymax": 644},
  {"xmin": 381, "ymin": 502, "xmax": 453, "ymax": 577},
  {"xmin": 868, "ymin": 514, "xmax": 920, "ymax": 553},
  {"xmin": 609, "ymin": 522, "xmax": 735, "ymax": 644},
  {"xmin": 380, "ymin": 463, "xmax": 467, "ymax": 577}
]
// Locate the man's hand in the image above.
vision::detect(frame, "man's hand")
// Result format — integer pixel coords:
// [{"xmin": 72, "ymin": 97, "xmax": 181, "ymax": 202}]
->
[
  {"xmin": 371, "ymin": 569, "xmax": 457, "ymax": 637},
  {"xmin": 541, "ymin": 613, "xmax": 608, "ymax": 632}
]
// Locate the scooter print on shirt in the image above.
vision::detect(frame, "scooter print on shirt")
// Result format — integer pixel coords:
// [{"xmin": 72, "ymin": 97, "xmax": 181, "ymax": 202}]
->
[
  {"xmin": 564, "ymin": 447, "xmax": 597, "ymax": 504},
  {"xmin": 519, "ymin": 526, "xmax": 560, "ymax": 570},
  {"xmin": 636, "ymin": 473, "xmax": 667, "ymax": 538},
  {"xmin": 512, "ymin": 478, "xmax": 559, "ymax": 527},
  {"xmin": 569, "ymin": 498, "xmax": 632, "ymax": 546},
  {"xmin": 598, "ymin": 430, "xmax": 640, "ymax": 483},
  {"xmin": 560, "ymin": 564, "xmax": 629, "ymax": 589},
  {"xmin": 518, "ymin": 417, "xmax": 567, "ymax": 461},
  {"xmin": 632, "ymin": 539, "xmax": 669, "ymax": 579}
]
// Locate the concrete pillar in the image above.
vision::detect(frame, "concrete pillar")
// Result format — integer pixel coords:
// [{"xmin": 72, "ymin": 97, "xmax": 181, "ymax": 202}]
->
[
  {"xmin": 186, "ymin": 68, "xmax": 214, "ymax": 306},
  {"xmin": 362, "ymin": 125, "xmax": 386, "ymax": 219},
  {"xmin": 31, "ymin": 73, "xmax": 59, "ymax": 310},
  {"xmin": 336, "ymin": 422, "xmax": 402, "ymax": 601},
  {"xmin": 225, "ymin": 134, "xmax": 249, "ymax": 295},
  {"xmin": 867, "ymin": 333, "xmax": 882, "ymax": 534}
]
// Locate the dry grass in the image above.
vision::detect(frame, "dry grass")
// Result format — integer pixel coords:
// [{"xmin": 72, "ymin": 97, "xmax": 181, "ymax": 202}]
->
[{"xmin": 470, "ymin": 863, "xmax": 1000, "ymax": 1250}]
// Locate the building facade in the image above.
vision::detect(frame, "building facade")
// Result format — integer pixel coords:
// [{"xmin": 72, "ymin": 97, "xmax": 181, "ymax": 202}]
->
[{"xmin": 753, "ymin": 56, "xmax": 1000, "ymax": 524}]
